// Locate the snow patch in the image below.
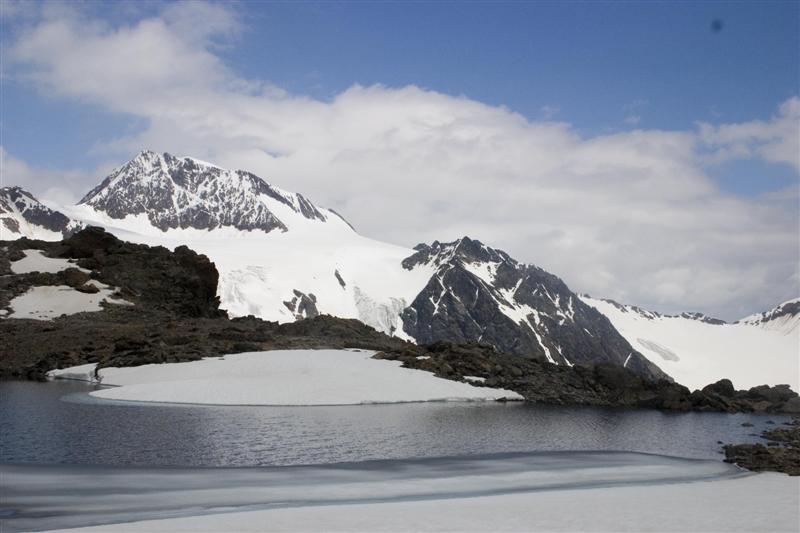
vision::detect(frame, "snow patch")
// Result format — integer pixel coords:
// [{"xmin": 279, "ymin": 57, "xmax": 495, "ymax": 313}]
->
[
  {"xmin": 10, "ymin": 249, "xmax": 88, "ymax": 274},
  {"xmin": 7, "ymin": 285, "xmax": 131, "ymax": 320},
  {"xmin": 58, "ymin": 350, "xmax": 523, "ymax": 405}
]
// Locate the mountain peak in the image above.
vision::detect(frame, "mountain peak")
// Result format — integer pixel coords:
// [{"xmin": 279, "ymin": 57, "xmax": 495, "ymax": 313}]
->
[
  {"xmin": 402, "ymin": 237, "xmax": 516, "ymax": 271},
  {"xmin": 79, "ymin": 151, "xmax": 346, "ymax": 234},
  {"xmin": 1, "ymin": 186, "xmax": 81, "ymax": 240}
]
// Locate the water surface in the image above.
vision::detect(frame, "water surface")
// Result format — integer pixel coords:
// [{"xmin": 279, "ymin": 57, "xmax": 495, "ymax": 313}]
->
[{"xmin": 0, "ymin": 380, "xmax": 786, "ymax": 466}]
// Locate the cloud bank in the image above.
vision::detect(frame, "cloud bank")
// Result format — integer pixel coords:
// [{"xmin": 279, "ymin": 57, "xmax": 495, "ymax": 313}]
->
[{"xmin": 3, "ymin": 2, "xmax": 798, "ymax": 319}]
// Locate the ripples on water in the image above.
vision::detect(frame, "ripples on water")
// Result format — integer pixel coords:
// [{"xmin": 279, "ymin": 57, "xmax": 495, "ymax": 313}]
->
[{"xmin": 0, "ymin": 381, "xmax": 787, "ymax": 467}]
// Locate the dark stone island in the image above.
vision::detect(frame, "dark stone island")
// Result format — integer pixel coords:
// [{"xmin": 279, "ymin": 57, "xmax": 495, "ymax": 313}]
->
[{"xmin": 724, "ymin": 418, "xmax": 800, "ymax": 476}]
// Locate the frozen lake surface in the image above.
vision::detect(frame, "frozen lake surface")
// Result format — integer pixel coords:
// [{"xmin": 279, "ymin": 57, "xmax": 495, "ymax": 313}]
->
[
  {"xmin": 1, "ymin": 381, "xmax": 796, "ymax": 532},
  {"xmin": 0, "ymin": 451, "xmax": 772, "ymax": 532}
]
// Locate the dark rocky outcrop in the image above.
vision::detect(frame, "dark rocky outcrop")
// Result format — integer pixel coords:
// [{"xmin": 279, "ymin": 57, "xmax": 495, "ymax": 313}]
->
[
  {"xmin": 283, "ymin": 289, "xmax": 320, "ymax": 320},
  {"xmin": 375, "ymin": 345, "xmax": 800, "ymax": 413},
  {"xmin": 724, "ymin": 417, "xmax": 800, "ymax": 475},
  {"xmin": 1, "ymin": 227, "xmax": 222, "ymax": 318}
]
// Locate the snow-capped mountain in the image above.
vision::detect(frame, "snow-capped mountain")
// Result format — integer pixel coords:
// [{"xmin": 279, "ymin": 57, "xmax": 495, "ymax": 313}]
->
[
  {"xmin": 54, "ymin": 152, "xmax": 668, "ymax": 380},
  {"xmin": 9, "ymin": 151, "xmax": 796, "ymax": 388},
  {"xmin": 0, "ymin": 187, "xmax": 81, "ymax": 240},
  {"xmin": 79, "ymin": 151, "xmax": 339, "ymax": 233},
  {"xmin": 401, "ymin": 238, "xmax": 666, "ymax": 380},
  {"xmin": 581, "ymin": 296, "xmax": 799, "ymax": 391}
]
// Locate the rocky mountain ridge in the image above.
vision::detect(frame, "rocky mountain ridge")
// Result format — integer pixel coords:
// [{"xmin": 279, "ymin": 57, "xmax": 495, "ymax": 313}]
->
[
  {"xmin": 1, "ymin": 187, "xmax": 81, "ymax": 240},
  {"xmin": 79, "ymin": 151, "xmax": 339, "ymax": 233},
  {"xmin": 737, "ymin": 298, "xmax": 800, "ymax": 334},
  {"xmin": 401, "ymin": 238, "xmax": 667, "ymax": 381}
]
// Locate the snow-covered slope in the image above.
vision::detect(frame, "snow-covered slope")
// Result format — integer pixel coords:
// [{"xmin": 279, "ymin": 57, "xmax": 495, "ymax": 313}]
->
[
  {"xmin": 63, "ymin": 150, "xmax": 437, "ymax": 336},
  {"xmin": 738, "ymin": 298, "xmax": 800, "ymax": 335},
  {"xmin": 0, "ymin": 187, "xmax": 81, "ymax": 240},
  {"xmin": 66, "ymin": 200, "xmax": 434, "ymax": 338},
  {"xmin": 580, "ymin": 296, "xmax": 799, "ymax": 391}
]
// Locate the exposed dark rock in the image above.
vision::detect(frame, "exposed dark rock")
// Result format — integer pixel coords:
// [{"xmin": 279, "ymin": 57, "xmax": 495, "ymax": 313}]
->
[
  {"xmin": 74, "ymin": 283, "xmax": 100, "ymax": 294},
  {"xmin": 702, "ymin": 379, "xmax": 735, "ymax": 398},
  {"xmin": 375, "ymin": 342, "xmax": 798, "ymax": 413},
  {"xmin": 724, "ymin": 417, "xmax": 800, "ymax": 475},
  {"xmin": 335, "ymin": 270, "xmax": 346, "ymax": 289},
  {"xmin": 283, "ymin": 289, "xmax": 320, "ymax": 320},
  {"xmin": 0, "ymin": 187, "xmax": 81, "ymax": 238},
  {"xmin": 400, "ymin": 237, "xmax": 668, "ymax": 382},
  {"xmin": 79, "ymin": 151, "xmax": 332, "ymax": 233}
]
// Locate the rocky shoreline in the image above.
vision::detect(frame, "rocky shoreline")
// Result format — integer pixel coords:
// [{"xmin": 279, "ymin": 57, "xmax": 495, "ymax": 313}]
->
[
  {"xmin": 2, "ymin": 228, "xmax": 798, "ymax": 416},
  {"xmin": 375, "ymin": 343, "xmax": 799, "ymax": 413},
  {"xmin": 724, "ymin": 417, "xmax": 800, "ymax": 476}
]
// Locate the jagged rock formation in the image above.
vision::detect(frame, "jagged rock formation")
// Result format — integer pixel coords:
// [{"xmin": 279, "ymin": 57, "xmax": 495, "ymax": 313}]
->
[
  {"xmin": 79, "ymin": 151, "xmax": 332, "ymax": 232},
  {"xmin": 0, "ymin": 187, "xmax": 81, "ymax": 240},
  {"xmin": 400, "ymin": 238, "xmax": 667, "ymax": 381}
]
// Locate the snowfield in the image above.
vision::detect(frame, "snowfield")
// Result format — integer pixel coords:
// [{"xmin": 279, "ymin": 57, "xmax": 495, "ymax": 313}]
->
[
  {"xmin": 48, "ymin": 349, "xmax": 523, "ymax": 405},
  {"xmin": 64, "ymin": 204, "xmax": 434, "ymax": 340},
  {"xmin": 581, "ymin": 296, "xmax": 800, "ymax": 391},
  {"xmin": 8, "ymin": 283, "xmax": 131, "ymax": 320}
]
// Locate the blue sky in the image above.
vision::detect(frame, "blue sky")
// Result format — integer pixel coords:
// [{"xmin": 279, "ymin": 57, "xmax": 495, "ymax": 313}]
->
[
  {"xmin": 3, "ymin": 1, "xmax": 798, "ymax": 194},
  {"xmin": 0, "ymin": 0, "xmax": 798, "ymax": 317}
]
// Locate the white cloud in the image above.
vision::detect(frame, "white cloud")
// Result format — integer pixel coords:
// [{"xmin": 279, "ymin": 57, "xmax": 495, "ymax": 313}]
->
[
  {"xmin": 4, "ymin": 3, "xmax": 799, "ymax": 320},
  {"xmin": 0, "ymin": 146, "xmax": 101, "ymax": 205},
  {"xmin": 698, "ymin": 97, "xmax": 800, "ymax": 172}
]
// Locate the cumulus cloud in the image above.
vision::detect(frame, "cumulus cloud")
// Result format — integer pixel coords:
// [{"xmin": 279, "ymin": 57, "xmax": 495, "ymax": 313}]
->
[
  {"xmin": 698, "ymin": 97, "xmax": 800, "ymax": 172},
  {"xmin": 0, "ymin": 146, "xmax": 101, "ymax": 205},
  {"xmin": 3, "ymin": 2, "xmax": 798, "ymax": 319}
]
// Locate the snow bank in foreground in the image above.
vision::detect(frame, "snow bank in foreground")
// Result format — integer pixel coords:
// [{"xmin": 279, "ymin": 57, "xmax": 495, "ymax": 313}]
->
[
  {"xmin": 51, "ymin": 350, "xmax": 523, "ymax": 405},
  {"xmin": 5, "ymin": 451, "xmax": 749, "ymax": 532},
  {"xmin": 9, "ymin": 249, "xmax": 88, "ymax": 274},
  {"xmin": 42, "ymin": 470, "xmax": 798, "ymax": 532},
  {"xmin": 8, "ymin": 284, "xmax": 131, "ymax": 320}
]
